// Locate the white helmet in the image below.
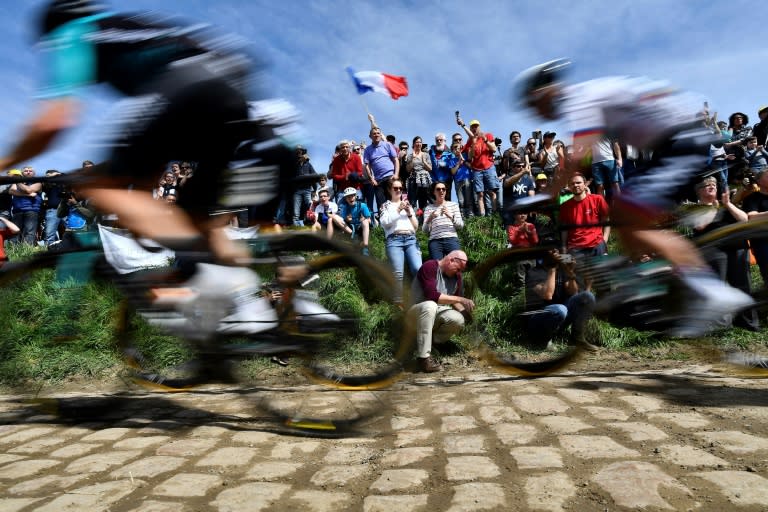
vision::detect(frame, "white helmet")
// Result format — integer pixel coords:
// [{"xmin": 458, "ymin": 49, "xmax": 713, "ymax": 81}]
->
[{"xmin": 343, "ymin": 187, "xmax": 357, "ymax": 197}]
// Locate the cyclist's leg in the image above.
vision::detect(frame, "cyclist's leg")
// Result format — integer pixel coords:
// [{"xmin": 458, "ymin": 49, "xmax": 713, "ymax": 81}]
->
[{"xmin": 613, "ymin": 151, "xmax": 752, "ymax": 335}]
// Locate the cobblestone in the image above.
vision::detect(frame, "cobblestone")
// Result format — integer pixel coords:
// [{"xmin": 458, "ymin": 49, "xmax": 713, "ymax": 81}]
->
[{"xmin": 1, "ymin": 365, "xmax": 767, "ymax": 511}]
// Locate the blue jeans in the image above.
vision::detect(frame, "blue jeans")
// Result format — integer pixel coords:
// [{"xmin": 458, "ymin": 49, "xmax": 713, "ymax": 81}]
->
[
  {"xmin": 526, "ymin": 291, "xmax": 596, "ymax": 345},
  {"xmin": 13, "ymin": 210, "xmax": 39, "ymax": 245},
  {"xmin": 455, "ymin": 178, "xmax": 475, "ymax": 217},
  {"xmin": 44, "ymin": 208, "xmax": 62, "ymax": 245},
  {"xmin": 385, "ymin": 233, "xmax": 423, "ymax": 303},
  {"xmin": 292, "ymin": 189, "xmax": 312, "ymax": 225},
  {"xmin": 428, "ymin": 237, "xmax": 460, "ymax": 260}
]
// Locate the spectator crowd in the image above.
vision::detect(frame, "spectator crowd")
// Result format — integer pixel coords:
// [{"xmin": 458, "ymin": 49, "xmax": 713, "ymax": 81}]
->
[{"xmin": 3, "ymin": 103, "xmax": 767, "ymax": 372}]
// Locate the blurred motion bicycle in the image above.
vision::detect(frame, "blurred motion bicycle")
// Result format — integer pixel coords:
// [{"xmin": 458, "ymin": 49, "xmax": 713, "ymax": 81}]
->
[{"xmin": 0, "ymin": 171, "xmax": 411, "ymax": 437}]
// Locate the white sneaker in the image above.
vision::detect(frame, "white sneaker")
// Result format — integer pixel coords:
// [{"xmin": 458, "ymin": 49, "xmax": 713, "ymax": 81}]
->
[
  {"xmin": 666, "ymin": 274, "xmax": 753, "ymax": 338},
  {"xmin": 156, "ymin": 263, "xmax": 279, "ymax": 336}
]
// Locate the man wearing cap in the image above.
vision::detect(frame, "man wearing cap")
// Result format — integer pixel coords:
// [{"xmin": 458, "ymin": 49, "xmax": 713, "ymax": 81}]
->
[
  {"xmin": 336, "ymin": 187, "xmax": 371, "ymax": 255},
  {"xmin": 456, "ymin": 117, "xmax": 498, "ymax": 216},
  {"xmin": 501, "ymin": 159, "xmax": 535, "ymax": 226}
]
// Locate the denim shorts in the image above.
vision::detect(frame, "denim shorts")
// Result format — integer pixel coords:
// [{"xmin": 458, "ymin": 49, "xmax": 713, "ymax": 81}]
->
[
  {"xmin": 472, "ymin": 166, "xmax": 500, "ymax": 193},
  {"xmin": 591, "ymin": 160, "xmax": 620, "ymax": 186}
]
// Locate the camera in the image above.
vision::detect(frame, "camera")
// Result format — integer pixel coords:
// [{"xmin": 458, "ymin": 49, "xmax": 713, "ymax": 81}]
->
[
  {"xmin": 455, "ymin": 110, "xmax": 460, "ymax": 120},
  {"xmin": 560, "ymin": 254, "xmax": 575, "ymax": 265},
  {"xmin": 494, "ymin": 137, "xmax": 502, "ymax": 147},
  {"xmin": 532, "ymin": 130, "xmax": 542, "ymax": 139}
]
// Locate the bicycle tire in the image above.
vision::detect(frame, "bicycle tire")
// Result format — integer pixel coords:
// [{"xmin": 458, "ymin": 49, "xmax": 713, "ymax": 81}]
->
[
  {"xmin": 113, "ymin": 232, "xmax": 407, "ymax": 436},
  {"xmin": 242, "ymin": 232, "xmax": 407, "ymax": 436},
  {"xmin": 466, "ymin": 246, "xmax": 590, "ymax": 377}
]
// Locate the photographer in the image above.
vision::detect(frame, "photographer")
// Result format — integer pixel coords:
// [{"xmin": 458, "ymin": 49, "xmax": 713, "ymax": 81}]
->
[
  {"xmin": 55, "ymin": 189, "xmax": 97, "ymax": 251},
  {"xmin": 524, "ymin": 248, "xmax": 597, "ymax": 351}
]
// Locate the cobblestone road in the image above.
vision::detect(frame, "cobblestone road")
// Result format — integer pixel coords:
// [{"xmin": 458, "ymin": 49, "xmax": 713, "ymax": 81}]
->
[{"xmin": 1, "ymin": 364, "xmax": 767, "ymax": 511}]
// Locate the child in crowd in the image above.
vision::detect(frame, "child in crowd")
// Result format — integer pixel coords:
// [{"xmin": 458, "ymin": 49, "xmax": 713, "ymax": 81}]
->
[{"xmin": 506, "ymin": 212, "xmax": 539, "ymax": 248}]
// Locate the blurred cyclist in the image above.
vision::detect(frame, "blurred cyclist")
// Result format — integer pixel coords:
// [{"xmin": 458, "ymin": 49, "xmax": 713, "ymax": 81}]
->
[
  {"xmin": 514, "ymin": 59, "xmax": 752, "ymax": 337},
  {"xmin": 0, "ymin": 0, "xmax": 309, "ymax": 337}
]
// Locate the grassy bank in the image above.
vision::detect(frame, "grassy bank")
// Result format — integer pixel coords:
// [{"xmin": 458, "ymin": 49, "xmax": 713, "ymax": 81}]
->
[{"xmin": 0, "ymin": 217, "xmax": 765, "ymax": 386}]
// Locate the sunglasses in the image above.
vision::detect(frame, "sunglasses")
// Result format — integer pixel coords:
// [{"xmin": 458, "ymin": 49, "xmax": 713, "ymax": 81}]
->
[
  {"xmin": 435, "ymin": 187, "xmax": 446, "ymax": 192},
  {"xmin": 392, "ymin": 187, "xmax": 402, "ymax": 191}
]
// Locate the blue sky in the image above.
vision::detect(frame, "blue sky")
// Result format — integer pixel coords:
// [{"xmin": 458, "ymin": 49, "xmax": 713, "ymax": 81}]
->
[{"xmin": 1, "ymin": 0, "xmax": 766, "ymax": 173}]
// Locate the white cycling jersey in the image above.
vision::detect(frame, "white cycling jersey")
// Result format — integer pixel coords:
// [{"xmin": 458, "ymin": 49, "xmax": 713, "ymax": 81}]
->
[{"xmin": 562, "ymin": 76, "xmax": 705, "ymax": 150}]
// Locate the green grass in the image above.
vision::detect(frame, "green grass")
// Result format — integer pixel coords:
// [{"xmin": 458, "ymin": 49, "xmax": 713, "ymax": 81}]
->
[{"xmin": 2, "ymin": 216, "xmax": 768, "ymax": 386}]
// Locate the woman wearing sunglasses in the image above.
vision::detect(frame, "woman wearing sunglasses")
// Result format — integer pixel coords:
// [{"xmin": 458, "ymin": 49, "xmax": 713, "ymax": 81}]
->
[
  {"xmin": 422, "ymin": 181, "xmax": 463, "ymax": 259},
  {"xmin": 379, "ymin": 179, "xmax": 422, "ymax": 306}
]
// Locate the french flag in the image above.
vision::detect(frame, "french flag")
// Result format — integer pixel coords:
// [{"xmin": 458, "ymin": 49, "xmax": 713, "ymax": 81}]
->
[{"xmin": 346, "ymin": 67, "xmax": 409, "ymax": 100}]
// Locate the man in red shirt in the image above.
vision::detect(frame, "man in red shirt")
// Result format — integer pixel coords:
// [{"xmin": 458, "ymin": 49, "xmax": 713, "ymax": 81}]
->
[
  {"xmin": 559, "ymin": 173, "xmax": 610, "ymax": 258},
  {"xmin": 328, "ymin": 140, "xmax": 363, "ymax": 204},
  {"xmin": 457, "ymin": 118, "xmax": 499, "ymax": 216}
]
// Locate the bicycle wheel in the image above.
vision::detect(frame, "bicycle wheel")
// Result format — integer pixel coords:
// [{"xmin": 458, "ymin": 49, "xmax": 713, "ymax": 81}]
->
[
  {"xmin": 243, "ymin": 232, "xmax": 408, "ymax": 436},
  {"xmin": 693, "ymin": 218, "xmax": 768, "ymax": 377},
  {"xmin": 115, "ymin": 232, "xmax": 408, "ymax": 435},
  {"xmin": 466, "ymin": 246, "xmax": 591, "ymax": 377}
]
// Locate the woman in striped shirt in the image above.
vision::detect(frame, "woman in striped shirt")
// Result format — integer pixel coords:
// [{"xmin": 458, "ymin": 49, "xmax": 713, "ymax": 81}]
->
[{"xmin": 422, "ymin": 181, "xmax": 464, "ymax": 260}]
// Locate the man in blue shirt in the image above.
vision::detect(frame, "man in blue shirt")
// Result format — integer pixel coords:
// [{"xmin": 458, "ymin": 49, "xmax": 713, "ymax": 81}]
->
[{"xmin": 363, "ymin": 127, "xmax": 399, "ymax": 213}]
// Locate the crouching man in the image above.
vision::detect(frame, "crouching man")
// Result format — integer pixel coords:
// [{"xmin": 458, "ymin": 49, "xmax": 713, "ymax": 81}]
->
[{"xmin": 407, "ymin": 250, "xmax": 475, "ymax": 372}]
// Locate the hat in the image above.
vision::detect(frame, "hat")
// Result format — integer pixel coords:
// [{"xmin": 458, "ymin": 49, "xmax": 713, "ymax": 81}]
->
[
  {"xmin": 729, "ymin": 112, "xmax": 749, "ymax": 126},
  {"xmin": 469, "ymin": 119, "xmax": 480, "ymax": 127},
  {"xmin": 7, "ymin": 169, "xmax": 21, "ymax": 176},
  {"xmin": 759, "ymin": 106, "xmax": 768, "ymax": 116},
  {"xmin": 343, "ymin": 187, "xmax": 357, "ymax": 197},
  {"xmin": 535, "ymin": 173, "xmax": 548, "ymax": 180},
  {"xmin": 543, "ymin": 131, "xmax": 556, "ymax": 138}
]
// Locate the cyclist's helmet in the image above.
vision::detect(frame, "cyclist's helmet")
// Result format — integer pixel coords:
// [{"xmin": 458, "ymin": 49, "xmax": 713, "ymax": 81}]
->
[
  {"xmin": 39, "ymin": 0, "xmax": 105, "ymax": 39},
  {"xmin": 513, "ymin": 58, "xmax": 571, "ymax": 111}
]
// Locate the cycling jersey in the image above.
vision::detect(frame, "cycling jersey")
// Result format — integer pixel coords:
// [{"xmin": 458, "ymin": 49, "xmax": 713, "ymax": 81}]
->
[
  {"xmin": 563, "ymin": 76, "xmax": 704, "ymax": 151},
  {"xmin": 39, "ymin": 12, "xmax": 250, "ymax": 99},
  {"xmin": 37, "ymin": 12, "xmax": 295, "ymax": 220}
]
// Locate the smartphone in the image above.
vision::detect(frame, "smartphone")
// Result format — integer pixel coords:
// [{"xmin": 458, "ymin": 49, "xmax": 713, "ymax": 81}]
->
[
  {"xmin": 401, "ymin": 193, "xmax": 408, "ymax": 201},
  {"xmin": 455, "ymin": 110, "xmax": 460, "ymax": 120}
]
